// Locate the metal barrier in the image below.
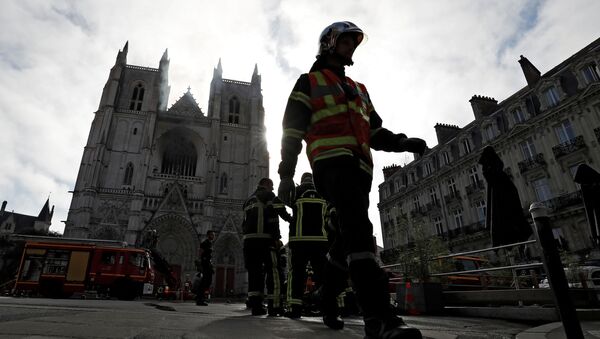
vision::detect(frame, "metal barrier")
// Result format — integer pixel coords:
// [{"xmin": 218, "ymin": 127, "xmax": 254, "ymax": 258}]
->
[{"xmin": 382, "ymin": 203, "xmax": 585, "ymax": 339}]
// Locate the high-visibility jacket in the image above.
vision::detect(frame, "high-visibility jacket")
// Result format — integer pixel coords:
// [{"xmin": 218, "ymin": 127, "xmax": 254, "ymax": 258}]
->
[
  {"xmin": 242, "ymin": 189, "xmax": 290, "ymax": 240},
  {"xmin": 305, "ymin": 69, "xmax": 374, "ymax": 176},
  {"xmin": 289, "ymin": 184, "xmax": 328, "ymax": 242}
]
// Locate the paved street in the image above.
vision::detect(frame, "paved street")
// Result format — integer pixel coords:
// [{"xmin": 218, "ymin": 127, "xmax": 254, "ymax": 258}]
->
[{"xmin": 0, "ymin": 296, "xmax": 598, "ymax": 338}]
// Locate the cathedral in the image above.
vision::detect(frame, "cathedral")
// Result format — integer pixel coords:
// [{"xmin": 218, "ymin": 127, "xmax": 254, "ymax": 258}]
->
[{"xmin": 64, "ymin": 42, "xmax": 270, "ymax": 296}]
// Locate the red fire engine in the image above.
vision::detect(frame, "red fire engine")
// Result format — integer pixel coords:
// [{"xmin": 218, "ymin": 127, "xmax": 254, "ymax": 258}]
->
[{"xmin": 13, "ymin": 236, "xmax": 156, "ymax": 300}]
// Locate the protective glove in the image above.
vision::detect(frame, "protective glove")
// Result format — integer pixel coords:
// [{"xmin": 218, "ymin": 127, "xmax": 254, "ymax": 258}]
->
[
  {"xmin": 397, "ymin": 137, "xmax": 427, "ymax": 156},
  {"xmin": 278, "ymin": 177, "xmax": 295, "ymax": 206}
]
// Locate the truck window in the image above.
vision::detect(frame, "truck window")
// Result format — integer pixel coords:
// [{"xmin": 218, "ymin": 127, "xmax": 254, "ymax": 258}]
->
[
  {"xmin": 101, "ymin": 252, "xmax": 116, "ymax": 265},
  {"xmin": 43, "ymin": 250, "xmax": 69, "ymax": 275},
  {"xmin": 20, "ymin": 256, "xmax": 44, "ymax": 281},
  {"xmin": 129, "ymin": 252, "xmax": 144, "ymax": 267}
]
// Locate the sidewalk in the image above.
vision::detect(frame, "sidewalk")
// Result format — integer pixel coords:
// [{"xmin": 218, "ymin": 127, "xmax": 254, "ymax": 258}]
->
[{"xmin": 516, "ymin": 321, "xmax": 600, "ymax": 339}]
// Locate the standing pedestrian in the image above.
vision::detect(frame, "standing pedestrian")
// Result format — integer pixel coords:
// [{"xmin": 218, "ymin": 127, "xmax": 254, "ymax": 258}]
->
[
  {"xmin": 277, "ymin": 21, "xmax": 426, "ymax": 339},
  {"xmin": 243, "ymin": 178, "xmax": 292, "ymax": 316},
  {"xmin": 285, "ymin": 172, "xmax": 329, "ymax": 319},
  {"xmin": 196, "ymin": 230, "xmax": 215, "ymax": 306}
]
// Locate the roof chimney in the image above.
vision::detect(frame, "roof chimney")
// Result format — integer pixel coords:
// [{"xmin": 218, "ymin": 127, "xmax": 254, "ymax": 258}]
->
[
  {"xmin": 1, "ymin": 201, "xmax": 6, "ymax": 213},
  {"xmin": 434, "ymin": 123, "xmax": 461, "ymax": 145},
  {"xmin": 469, "ymin": 95, "xmax": 499, "ymax": 120},
  {"xmin": 518, "ymin": 55, "xmax": 541, "ymax": 88}
]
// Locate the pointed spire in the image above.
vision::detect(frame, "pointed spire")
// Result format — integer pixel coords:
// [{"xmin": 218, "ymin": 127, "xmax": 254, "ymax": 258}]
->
[
  {"xmin": 253, "ymin": 63, "xmax": 258, "ymax": 76},
  {"xmin": 161, "ymin": 48, "xmax": 169, "ymax": 62},
  {"xmin": 116, "ymin": 40, "xmax": 129, "ymax": 65},
  {"xmin": 213, "ymin": 58, "xmax": 223, "ymax": 79},
  {"xmin": 38, "ymin": 198, "xmax": 51, "ymax": 221},
  {"xmin": 251, "ymin": 63, "xmax": 261, "ymax": 85},
  {"xmin": 518, "ymin": 55, "xmax": 541, "ymax": 88}
]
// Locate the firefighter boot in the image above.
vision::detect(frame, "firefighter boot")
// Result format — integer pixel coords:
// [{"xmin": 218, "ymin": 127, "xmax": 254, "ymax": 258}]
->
[
  {"xmin": 249, "ymin": 296, "xmax": 266, "ymax": 316},
  {"xmin": 349, "ymin": 258, "xmax": 422, "ymax": 339},
  {"xmin": 319, "ymin": 264, "xmax": 346, "ymax": 330},
  {"xmin": 267, "ymin": 300, "xmax": 283, "ymax": 317}
]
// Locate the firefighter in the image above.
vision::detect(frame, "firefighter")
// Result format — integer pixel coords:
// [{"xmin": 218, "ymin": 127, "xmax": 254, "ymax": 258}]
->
[
  {"xmin": 195, "ymin": 230, "xmax": 215, "ymax": 306},
  {"xmin": 285, "ymin": 172, "xmax": 329, "ymax": 319},
  {"xmin": 242, "ymin": 178, "xmax": 292, "ymax": 316},
  {"xmin": 277, "ymin": 21, "xmax": 426, "ymax": 338}
]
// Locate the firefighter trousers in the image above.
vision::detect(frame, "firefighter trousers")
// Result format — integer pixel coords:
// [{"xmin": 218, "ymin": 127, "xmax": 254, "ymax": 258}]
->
[
  {"xmin": 313, "ymin": 156, "xmax": 392, "ymax": 319},
  {"xmin": 243, "ymin": 238, "xmax": 281, "ymax": 308},
  {"xmin": 286, "ymin": 241, "xmax": 329, "ymax": 308}
]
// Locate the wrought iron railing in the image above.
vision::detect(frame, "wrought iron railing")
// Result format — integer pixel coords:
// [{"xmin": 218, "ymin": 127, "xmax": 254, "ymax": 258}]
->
[
  {"xmin": 552, "ymin": 135, "xmax": 586, "ymax": 158},
  {"xmin": 465, "ymin": 180, "xmax": 485, "ymax": 195},
  {"xmin": 517, "ymin": 153, "xmax": 546, "ymax": 173},
  {"xmin": 443, "ymin": 191, "xmax": 461, "ymax": 204}
]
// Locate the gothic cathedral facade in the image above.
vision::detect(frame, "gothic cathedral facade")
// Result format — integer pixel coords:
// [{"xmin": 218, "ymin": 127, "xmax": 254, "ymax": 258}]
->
[{"xmin": 64, "ymin": 42, "xmax": 269, "ymax": 296}]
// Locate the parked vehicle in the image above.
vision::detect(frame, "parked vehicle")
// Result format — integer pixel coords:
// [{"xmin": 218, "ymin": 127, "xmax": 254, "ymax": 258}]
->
[
  {"xmin": 13, "ymin": 236, "xmax": 155, "ymax": 300},
  {"xmin": 538, "ymin": 266, "xmax": 600, "ymax": 289},
  {"xmin": 444, "ymin": 256, "xmax": 489, "ymax": 290}
]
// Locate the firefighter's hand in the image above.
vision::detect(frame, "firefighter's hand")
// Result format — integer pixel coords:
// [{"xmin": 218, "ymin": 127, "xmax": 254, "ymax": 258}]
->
[
  {"xmin": 278, "ymin": 177, "xmax": 295, "ymax": 206},
  {"xmin": 397, "ymin": 137, "xmax": 427, "ymax": 156}
]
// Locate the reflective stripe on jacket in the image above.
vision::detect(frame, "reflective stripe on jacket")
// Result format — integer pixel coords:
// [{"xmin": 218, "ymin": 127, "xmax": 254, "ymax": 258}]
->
[
  {"xmin": 289, "ymin": 185, "xmax": 328, "ymax": 242},
  {"xmin": 305, "ymin": 69, "xmax": 374, "ymax": 175}
]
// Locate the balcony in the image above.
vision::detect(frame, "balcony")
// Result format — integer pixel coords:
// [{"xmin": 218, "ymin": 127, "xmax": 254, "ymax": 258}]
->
[
  {"xmin": 542, "ymin": 191, "xmax": 583, "ymax": 211},
  {"xmin": 444, "ymin": 191, "xmax": 461, "ymax": 204},
  {"xmin": 518, "ymin": 153, "xmax": 546, "ymax": 174},
  {"xmin": 425, "ymin": 201, "xmax": 441, "ymax": 211},
  {"xmin": 410, "ymin": 207, "xmax": 426, "ymax": 218},
  {"xmin": 552, "ymin": 135, "xmax": 586, "ymax": 159},
  {"xmin": 465, "ymin": 180, "xmax": 485, "ymax": 195}
]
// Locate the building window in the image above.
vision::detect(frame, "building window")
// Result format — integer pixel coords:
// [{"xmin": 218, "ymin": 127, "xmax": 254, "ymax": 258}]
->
[
  {"xmin": 410, "ymin": 172, "xmax": 416, "ymax": 184},
  {"xmin": 581, "ymin": 63, "xmax": 599, "ymax": 84},
  {"xmin": 228, "ymin": 97, "xmax": 240, "ymax": 124},
  {"xmin": 433, "ymin": 217, "xmax": 444, "ymax": 236},
  {"xmin": 483, "ymin": 124, "xmax": 495, "ymax": 142},
  {"xmin": 447, "ymin": 177, "xmax": 457, "ymax": 196},
  {"xmin": 512, "ymin": 108, "xmax": 526, "ymax": 124},
  {"xmin": 123, "ymin": 163, "xmax": 134, "ymax": 185},
  {"xmin": 553, "ymin": 119, "xmax": 575, "ymax": 144},
  {"xmin": 424, "ymin": 162, "xmax": 433, "ymax": 176},
  {"xmin": 520, "ymin": 138, "xmax": 537, "ymax": 160},
  {"xmin": 461, "ymin": 138, "xmax": 472, "ymax": 155},
  {"xmin": 531, "ymin": 177, "xmax": 553, "ymax": 202},
  {"xmin": 544, "ymin": 86, "xmax": 560, "ymax": 107},
  {"xmin": 453, "ymin": 209, "xmax": 464, "ymax": 228},
  {"xmin": 413, "ymin": 195, "xmax": 421, "ymax": 211},
  {"xmin": 133, "ymin": 128, "xmax": 138, "ymax": 135},
  {"xmin": 129, "ymin": 83, "xmax": 145, "ymax": 111},
  {"xmin": 475, "ymin": 200, "xmax": 486, "ymax": 223},
  {"xmin": 429, "ymin": 187, "xmax": 439, "ymax": 205},
  {"xmin": 220, "ymin": 173, "xmax": 228, "ymax": 194},
  {"xmin": 161, "ymin": 137, "xmax": 198, "ymax": 176},
  {"xmin": 442, "ymin": 151, "xmax": 450, "ymax": 165},
  {"xmin": 468, "ymin": 166, "xmax": 480, "ymax": 186},
  {"xmin": 552, "ymin": 228, "xmax": 569, "ymax": 250}
]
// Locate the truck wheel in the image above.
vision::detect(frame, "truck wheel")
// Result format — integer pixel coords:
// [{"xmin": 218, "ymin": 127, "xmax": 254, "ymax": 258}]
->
[
  {"xmin": 39, "ymin": 280, "xmax": 63, "ymax": 298},
  {"xmin": 113, "ymin": 279, "xmax": 138, "ymax": 301}
]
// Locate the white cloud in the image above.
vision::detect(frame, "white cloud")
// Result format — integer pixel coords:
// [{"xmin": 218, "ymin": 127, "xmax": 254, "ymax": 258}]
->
[{"xmin": 1, "ymin": 0, "xmax": 598, "ymax": 246}]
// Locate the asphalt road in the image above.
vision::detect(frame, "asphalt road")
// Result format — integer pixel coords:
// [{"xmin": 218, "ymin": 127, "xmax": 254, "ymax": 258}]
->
[{"xmin": 0, "ymin": 296, "xmax": 585, "ymax": 338}]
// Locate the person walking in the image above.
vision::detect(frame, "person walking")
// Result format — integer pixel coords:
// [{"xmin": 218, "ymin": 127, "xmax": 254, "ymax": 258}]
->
[
  {"xmin": 243, "ymin": 178, "xmax": 292, "ymax": 316},
  {"xmin": 195, "ymin": 230, "xmax": 215, "ymax": 306},
  {"xmin": 285, "ymin": 172, "xmax": 329, "ymax": 319},
  {"xmin": 277, "ymin": 21, "xmax": 426, "ymax": 339}
]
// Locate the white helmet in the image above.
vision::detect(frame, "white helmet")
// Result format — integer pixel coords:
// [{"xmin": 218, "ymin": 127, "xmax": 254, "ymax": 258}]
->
[{"xmin": 317, "ymin": 21, "xmax": 365, "ymax": 58}]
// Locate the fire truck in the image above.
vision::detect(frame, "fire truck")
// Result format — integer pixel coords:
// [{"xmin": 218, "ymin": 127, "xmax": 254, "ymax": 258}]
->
[{"xmin": 12, "ymin": 235, "xmax": 160, "ymax": 300}]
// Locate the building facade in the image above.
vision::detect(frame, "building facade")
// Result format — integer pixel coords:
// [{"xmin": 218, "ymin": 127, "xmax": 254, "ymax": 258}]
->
[
  {"xmin": 64, "ymin": 43, "xmax": 269, "ymax": 296},
  {"xmin": 379, "ymin": 37, "xmax": 600, "ymax": 264}
]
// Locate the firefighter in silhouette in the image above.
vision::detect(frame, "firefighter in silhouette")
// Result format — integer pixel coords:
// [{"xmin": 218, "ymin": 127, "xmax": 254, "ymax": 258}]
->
[
  {"xmin": 277, "ymin": 21, "xmax": 425, "ymax": 338},
  {"xmin": 284, "ymin": 172, "xmax": 329, "ymax": 319},
  {"xmin": 242, "ymin": 178, "xmax": 292, "ymax": 316},
  {"xmin": 195, "ymin": 230, "xmax": 215, "ymax": 306}
]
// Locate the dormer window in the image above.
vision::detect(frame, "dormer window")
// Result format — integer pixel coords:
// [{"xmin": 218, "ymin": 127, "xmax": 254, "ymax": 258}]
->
[
  {"xmin": 544, "ymin": 86, "xmax": 560, "ymax": 107},
  {"xmin": 581, "ymin": 63, "xmax": 599, "ymax": 85},
  {"xmin": 461, "ymin": 138, "xmax": 472, "ymax": 155},
  {"xmin": 512, "ymin": 107, "xmax": 526, "ymax": 124},
  {"xmin": 424, "ymin": 162, "xmax": 432, "ymax": 176},
  {"xmin": 442, "ymin": 151, "xmax": 450, "ymax": 165},
  {"xmin": 129, "ymin": 83, "xmax": 145, "ymax": 111},
  {"xmin": 483, "ymin": 124, "xmax": 495, "ymax": 142},
  {"xmin": 228, "ymin": 97, "xmax": 240, "ymax": 124}
]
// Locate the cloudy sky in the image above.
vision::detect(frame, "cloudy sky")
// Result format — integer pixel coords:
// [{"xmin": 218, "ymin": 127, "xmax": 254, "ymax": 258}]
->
[{"xmin": 1, "ymin": 0, "xmax": 599, "ymax": 245}]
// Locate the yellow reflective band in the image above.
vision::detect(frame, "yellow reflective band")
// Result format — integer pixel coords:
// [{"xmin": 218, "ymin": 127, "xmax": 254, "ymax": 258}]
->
[
  {"xmin": 313, "ymin": 71, "xmax": 327, "ymax": 86},
  {"xmin": 269, "ymin": 250, "xmax": 281, "ymax": 305},
  {"xmin": 307, "ymin": 136, "xmax": 358, "ymax": 154},
  {"xmin": 248, "ymin": 291, "xmax": 263, "ymax": 297},
  {"xmin": 310, "ymin": 148, "xmax": 354, "ymax": 162},
  {"xmin": 289, "ymin": 91, "xmax": 311, "ymax": 109},
  {"xmin": 324, "ymin": 94, "xmax": 336, "ymax": 107},
  {"xmin": 244, "ymin": 203, "xmax": 258, "ymax": 212},
  {"xmin": 243, "ymin": 234, "xmax": 273, "ymax": 240},
  {"xmin": 311, "ymin": 104, "xmax": 348, "ymax": 124},
  {"xmin": 296, "ymin": 198, "xmax": 326, "ymax": 204},
  {"xmin": 348, "ymin": 101, "xmax": 368, "ymax": 120},
  {"xmin": 283, "ymin": 128, "xmax": 305, "ymax": 139},
  {"xmin": 288, "ymin": 236, "xmax": 328, "ymax": 242},
  {"xmin": 359, "ymin": 159, "xmax": 373, "ymax": 177}
]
